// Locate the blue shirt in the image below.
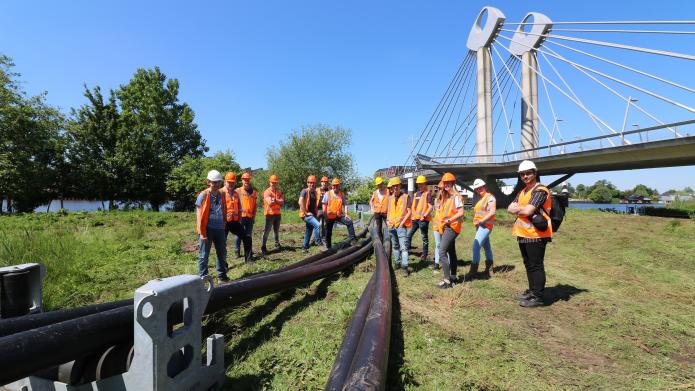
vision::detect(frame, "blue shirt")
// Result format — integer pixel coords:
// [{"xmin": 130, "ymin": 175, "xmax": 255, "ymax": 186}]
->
[{"xmin": 196, "ymin": 191, "xmax": 225, "ymax": 230}]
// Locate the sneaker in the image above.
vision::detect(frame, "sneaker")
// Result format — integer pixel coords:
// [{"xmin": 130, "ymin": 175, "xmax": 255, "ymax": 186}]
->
[
  {"xmin": 401, "ymin": 268, "xmax": 410, "ymax": 277},
  {"xmin": 431, "ymin": 263, "xmax": 441, "ymax": 271},
  {"xmin": 218, "ymin": 276, "xmax": 230, "ymax": 283},
  {"xmin": 436, "ymin": 280, "xmax": 452, "ymax": 289},
  {"xmin": 235, "ymin": 250, "xmax": 241, "ymax": 258},
  {"xmin": 261, "ymin": 246, "xmax": 268, "ymax": 257},
  {"xmin": 301, "ymin": 248, "xmax": 309, "ymax": 254},
  {"xmin": 516, "ymin": 289, "xmax": 533, "ymax": 301},
  {"xmin": 450, "ymin": 275, "xmax": 459, "ymax": 284},
  {"xmin": 394, "ymin": 262, "xmax": 401, "ymax": 269},
  {"xmin": 519, "ymin": 295, "xmax": 545, "ymax": 308},
  {"xmin": 274, "ymin": 243, "xmax": 281, "ymax": 251}
]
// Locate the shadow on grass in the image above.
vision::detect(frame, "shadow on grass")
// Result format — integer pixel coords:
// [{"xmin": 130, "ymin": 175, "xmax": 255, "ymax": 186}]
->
[
  {"xmin": 464, "ymin": 264, "xmax": 516, "ymax": 282},
  {"xmin": 544, "ymin": 284, "xmax": 588, "ymax": 306},
  {"xmin": 387, "ymin": 263, "xmax": 420, "ymax": 389},
  {"xmin": 223, "ymin": 372, "xmax": 274, "ymax": 391}
]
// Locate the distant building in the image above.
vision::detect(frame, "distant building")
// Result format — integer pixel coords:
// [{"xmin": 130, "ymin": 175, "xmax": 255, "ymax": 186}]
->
[
  {"xmin": 374, "ymin": 166, "xmax": 415, "ymax": 178},
  {"xmin": 660, "ymin": 194, "xmax": 693, "ymax": 205},
  {"xmin": 620, "ymin": 196, "xmax": 652, "ymax": 204}
]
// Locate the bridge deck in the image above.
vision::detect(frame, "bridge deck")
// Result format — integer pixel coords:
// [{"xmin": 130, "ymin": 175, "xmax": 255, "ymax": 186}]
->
[{"xmin": 419, "ymin": 136, "xmax": 695, "ymax": 181}]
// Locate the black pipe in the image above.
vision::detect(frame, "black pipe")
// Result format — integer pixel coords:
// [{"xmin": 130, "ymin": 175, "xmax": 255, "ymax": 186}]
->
[
  {"xmin": 0, "ymin": 238, "xmax": 374, "ymax": 385},
  {"xmin": 341, "ymin": 238, "xmax": 392, "ymax": 390},
  {"xmin": 0, "ymin": 220, "xmax": 373, "ymax": 339},
  {"xmin": 324, "ymin": 274, "xmax": 375, "ymax": 390}
]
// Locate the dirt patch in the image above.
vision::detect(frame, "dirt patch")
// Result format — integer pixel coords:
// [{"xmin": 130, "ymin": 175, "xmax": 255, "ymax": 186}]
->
[
  {"xmin": 182, "ymin": 240, "xmax": 198, "ymax": 253},
  {"xmin": 544, "ymin": 339, "xmax": 616, "ymax": 369}
]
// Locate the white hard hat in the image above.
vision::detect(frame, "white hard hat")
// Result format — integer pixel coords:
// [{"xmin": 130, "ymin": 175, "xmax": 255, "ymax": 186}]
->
[
  {"xmin": 517, "ymin": 160, "xmax": 537, "ymax": 172},
  {"xmin": 471, "ymin": 178, "xmax": 486, "ymax": 190},
  {"xmin": 207, "ymin": 170, "xmax": 223, "ymax": 182}
]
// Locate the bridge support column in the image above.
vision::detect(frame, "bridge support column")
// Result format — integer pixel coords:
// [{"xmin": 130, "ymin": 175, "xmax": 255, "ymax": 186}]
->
[
  {"xmin": 521, "ymin": 51, "xmax": 539, "ymax": 159},
  {"xmin": 476, "ymin": 48, "xmax": 493, "ymax": 163}
]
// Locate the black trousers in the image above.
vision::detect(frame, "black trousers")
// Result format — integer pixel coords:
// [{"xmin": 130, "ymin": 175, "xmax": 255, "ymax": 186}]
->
[
  {"xmin": 325, "ymin": 216, "xmax": 356, "ymax": 248},
  {"xmin": 226, "ymin": 221, "xmax": 252, "ymax": 262},
  {"xmin": 439, "ymin": 226, "xmax": 458, "ymax": 280},
  {"xmin": 518, "ymin": 241, "xmax": 547, "ymax": 298},
  {"xmin": 373, "ymin": 213, "xmax": 387, "ymax": 241}
]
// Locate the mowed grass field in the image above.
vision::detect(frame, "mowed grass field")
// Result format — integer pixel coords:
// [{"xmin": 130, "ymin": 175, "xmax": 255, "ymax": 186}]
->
[{"xmin": 1, "ymin": 209, "xmax": 693, "ymax": 390}]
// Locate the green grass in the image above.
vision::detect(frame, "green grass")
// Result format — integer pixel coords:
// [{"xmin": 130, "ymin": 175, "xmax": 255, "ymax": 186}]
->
[{"xmin": 1, "ymin": 209, "xmax": 693, "ymax": 390}]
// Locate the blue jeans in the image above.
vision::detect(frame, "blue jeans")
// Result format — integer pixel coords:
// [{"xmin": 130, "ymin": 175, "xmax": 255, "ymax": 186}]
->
[
  {"xmin": 433, "ymin": 229, "xmax": 441, "ymax": 265},
  {"xmin": 407, "ymin": 219, "xmax": 429, "ymax": 257},
  {"xmin": 235, "ymin": 217, "xmax": 255, "ymax": 252},
  {"xmin": 198, "ymin": 228, "xmax": 227, "ymax": 279},
  {"xmin": 388, "ymin": 227, "xmax": 409, "ymax": 267},
  {"xmin": 472, "ymin": 226, "xmax": 494, "ymax": 265},
  {"xmin": 303, "ymin": 215, "xmax": 322, "ymax": 249}
]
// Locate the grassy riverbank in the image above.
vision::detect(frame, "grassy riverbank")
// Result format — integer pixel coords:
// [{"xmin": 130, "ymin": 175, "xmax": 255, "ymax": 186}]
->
[{"xmin": 1, "ymin": 210, "xmax": 693, "ymax": 390}]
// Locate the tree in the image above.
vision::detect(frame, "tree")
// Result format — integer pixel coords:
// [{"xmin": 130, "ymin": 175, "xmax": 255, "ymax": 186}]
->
[
  {"xmin": 348, "ymin": 177, "xmax": 376, "ymax": 204},
  {"xmin": 166, "ymin": 151, "xmax": 241, "ymax": 211},
  {"xmin": 575, "ymin": 184, "xmax": 586, "ymax": 199},
  {"xmin": 0, "ymin": 55, "xmax": 64, "ymax": 213},
  {"xmin": 683, "ymin": 186, "xmax": 694, "ymax": 194},
  {"xmin": 115, "ymin": 67, "xmax": 207, "ymax": 210},
  {"xmin": 588, "ymin": 183, "xmax": 613, "ymax": 203},
  {"xmin": 266, "ymin": 124, "xmax": 356, "ymax": 208}
]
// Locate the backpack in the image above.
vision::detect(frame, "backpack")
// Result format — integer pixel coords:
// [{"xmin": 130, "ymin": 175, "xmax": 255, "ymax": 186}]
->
[{"xmin": 548, "ymin": 194, "xmax": 567, "ymax": 232}]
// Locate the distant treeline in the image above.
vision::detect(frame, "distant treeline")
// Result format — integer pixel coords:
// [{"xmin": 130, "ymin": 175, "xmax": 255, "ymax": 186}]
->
[{"xmin": 0, "ymin": 54, "xmax": 357, "ymax": 213}]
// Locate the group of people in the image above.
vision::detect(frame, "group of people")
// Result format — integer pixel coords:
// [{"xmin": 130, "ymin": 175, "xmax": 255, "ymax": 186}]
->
[{"xmin": 196, "ymin": 159, "xmax": 552, "ymax": 307}]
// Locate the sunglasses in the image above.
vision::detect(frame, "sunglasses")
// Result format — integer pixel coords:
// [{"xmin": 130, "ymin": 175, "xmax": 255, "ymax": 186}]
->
[{"xmin": 520, "ymin": 170, "xmax": 535, "ymax": 177}]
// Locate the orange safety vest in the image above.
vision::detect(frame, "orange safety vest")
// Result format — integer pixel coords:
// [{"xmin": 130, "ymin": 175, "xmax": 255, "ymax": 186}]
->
[
  {"xmin": 473, "ymin": 192, "xmax": 496, "ymax": 230},
  {"xmin": 512, "ymin": 184, "xmax": 552, "ymax": 239},
  {"xmin": 411, "ymin": 190, "xmax": 432, "ymax": 221},
  {"xmin": 325, "ymin": 190, "xmax": 345, "ymax": 219},
  {"xmin": 196, "ymin": 189, "xmax": 227, "ymax": 238},
  {"xmin": 370, "ymin": 189, "xmax": 388, "ymax": 214},
  {"xmin": 299, "ymin": 187, "xmax": 321, "ymax": 217},
  {"xmin": 431, "ymin": 200, "xmax": 443, "ymax": 233},
  {"xmin": 387, "ymin": 193, "xmax": 412, "ymax": 229},
  {"xmin": 220, "ymin": 187, "xmax": 240, "ymax": 222},
  {"xmin": 236, "ymin": 186, "xmax": 258, "ymax": 218},
  {"xmin": 439, "ymin": 193, "xmax": 462, "ymax": 234},
  {"xmin": 263, "ymin": 187, "xmax": 283, "ymax": 216}
]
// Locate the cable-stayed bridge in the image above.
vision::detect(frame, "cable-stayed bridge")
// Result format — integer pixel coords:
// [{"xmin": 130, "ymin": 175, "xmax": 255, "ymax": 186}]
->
[{"xmin": 400, "ymin": 6, "xmax": 694, "ymax": 205}]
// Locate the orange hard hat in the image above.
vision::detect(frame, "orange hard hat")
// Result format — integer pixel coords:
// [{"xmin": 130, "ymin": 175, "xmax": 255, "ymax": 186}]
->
[
  {"xmin": 241, "ymin": 172, "xmax": 252, "ymax": 180},
  {"xmin": 224, "ymin": 172, "xmax": 236, "ymax": 182},
  {"xmin": 331, "ymin": 178, "xmax": 341, "ymax": 185},
  {"xmin": 441, "ymin": 172, "xmax": 456, "ymax": 182},
  {"xmin": 269, "ymin": 174, "xmax": 279, "ymax": 183},
  {"xmin": 321, "ymin": 176, "xmax": 329, "ymax": 182},
  {"xmin": 307, "ymin": 175, "xmax": 317, "ymax": 183}
]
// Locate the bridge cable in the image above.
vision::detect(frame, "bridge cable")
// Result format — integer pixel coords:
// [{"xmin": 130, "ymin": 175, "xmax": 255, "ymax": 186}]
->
[
  {"xmin": 503, "ymin": 20, "xmax": 695, "ymax": 26},
  {"xmin": 421, "ymin": 53, "xmax": 475, "ymax": 159},
  {"xmin": 499, "ymin": 29, "xmax": 695, "ymax": 61},
  {"xmin": 499, "ymin": 34, "xmax": 695, "ymax": 113},
  {"xmin": 542, "ymin": 44, "xmax": 685, "ymax": 137},
  {"xmin": 536, "ymin": 57, "xmax": 566, "ymax": 152},
  {"xmin": 489, "ymin": 46, "xmax": 515, "ymax": 157},
  {"xmin": 406, "ymin": 52, "xmax": 473, "ymax": 168},
  {"xmin": 544, "ymin": 40, "xmax": 694, "ymax": 94},
  {"xmin": 493, "ymin": 40, "xmax": 624, "ymax": 140},
  {"xmin": 548, "ymin": 28, "xmax": 695, "ymax": 35}
]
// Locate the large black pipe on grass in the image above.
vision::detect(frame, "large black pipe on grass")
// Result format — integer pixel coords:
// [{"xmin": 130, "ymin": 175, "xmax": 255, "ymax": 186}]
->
[
  {"xmin": 0, "ymin": 219, "xmax": 372, "ymax": 338},
  {"xmin": 0, "ymin": 236, "xmax": 374, "ymax": 385}
]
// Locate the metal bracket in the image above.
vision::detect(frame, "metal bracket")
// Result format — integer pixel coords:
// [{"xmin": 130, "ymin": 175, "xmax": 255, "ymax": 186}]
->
[{"xmin": 4, "ymin": 275, "xmax": 225, "ymax": 391}]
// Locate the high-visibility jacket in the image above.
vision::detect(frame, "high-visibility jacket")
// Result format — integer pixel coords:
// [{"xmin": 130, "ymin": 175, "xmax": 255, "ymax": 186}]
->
[
  {"xmin": 196, "ymin": 189, "xmax": 227, "ymax": 238},
  {"xmin": 370, "ymin": 189, "xmax": 388, "ymax": 214},
  {"xmin": 299, "ymin": 187, "xmax": 321, "ymax": 218},
  {"xmin": 431, "ymin": 200, "xmax": 443, "ymax": 233},
  {"xmin": 325, "ymin": 190, "xmax": 345, "ymax": 219},
  {"xmin": 411, "ymin": 190, "xmax": 432, "ymax": 221},
  {"xmin": 512, "ymin": 184, "xmax": 552, "ymax": 239},
  {"xmin": 473, "ymin": 192, "xmax": 496, "ymax": 230},
  {"xmin": 220, "ymin": 187, "xmax": 240, "ymax": 222},
  {"xmin": 387, "ymin": 193, "xmax": 411, "ymax": 229},
  {"xmin": 263, "ymin": 187, "xmax": 283, "ymax": 216},
  {"xmin": 439, "ymin": 193, "xmax": 462, "ymax": 234},
  {"xmin": 236, "ymin": 186, "xmax": 258, "ymax": 218}
]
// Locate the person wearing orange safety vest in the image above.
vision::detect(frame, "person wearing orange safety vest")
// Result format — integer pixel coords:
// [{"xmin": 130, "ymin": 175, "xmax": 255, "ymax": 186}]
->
[
  {"xmin": 298, "ymin": 175, "xmax": 323, "ymax": 253},
  {"xmin": 507, "ymin": 160, "xmax": 552, "ymax": 308},
  {"xmin": 318, "ymin": 176, "xmax": 330, "ymax": 243},
  {"xmin": 235, "ymin": 172, "xmax": 258, "ymax": 263},
  {"xmin": 369, "ymin": 177, "xmax": 388, "ymax": 241},
  {"xmin": 261, "ymin": 175, "xmax": 284, "ymax": 256},
  {"xmin": 468, "ymin": 178, "xmax": 496, "ymax": 279},
  {"xmin": 322, "ymin": 178, "xmax": 356, "ymax": 249},
  {"xmin": 195, "ymin": 170, "xmax": 229, "ymax": 282},
  {"xmin": 436, "ymin": 172, "xmax": 464, "ymax": 289},
  {"xmin": 431, "ymin": 180, "xmax": 446, "ymax": 271},
  {"xmin": 407, "ymin": 175, "xmax": 433, "ymax": 263},
  {"xmin": 386, "ymin": 177, "xmax": 412, "ymax": 277},
  {"xmin": 220, "ymin": 172, "xmax": 253, "ymax": 264}
]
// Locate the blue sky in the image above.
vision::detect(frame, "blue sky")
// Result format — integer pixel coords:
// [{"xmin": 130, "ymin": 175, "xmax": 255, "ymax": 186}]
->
[{"xmin": 2, "ymin": 0, "xmax": 694, "ymax": 192}]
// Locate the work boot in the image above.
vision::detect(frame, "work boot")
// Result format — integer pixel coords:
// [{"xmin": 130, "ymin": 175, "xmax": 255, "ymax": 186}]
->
[
  {"xmin": 274, "ymin": 242, "xmax": 281, "ymax": 251},
  {"xmin": 468, "ymin": 263, "xmax": 479, "ymax": 279},
  {"xmin": 235, "ymin": 249, "xmax": 241, "ymax": 258},
  {"xmin": 394, "ymin": 261, "xmax": 401, "ymax": 269},
  {"xmin": 261, "ymin": 246, "xmax": 268, "ymax": 257},
  {"xmin": 519, "ymin": 294, "xmax": 544, "ymax": 308},
  {"xmin": 401, "ymin": 268, "xmax": 410, "ymax": 277},
  {"xmin": 485, "ymin": 260, "xmax": 494, "ymax": 277},
  {"xmin": 245, "ymin": 251, "xmax": 254, "ymax": 264},
  {"xmin": 516, "ymin": 289, "xmax": 533, "ymax": 301}
]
